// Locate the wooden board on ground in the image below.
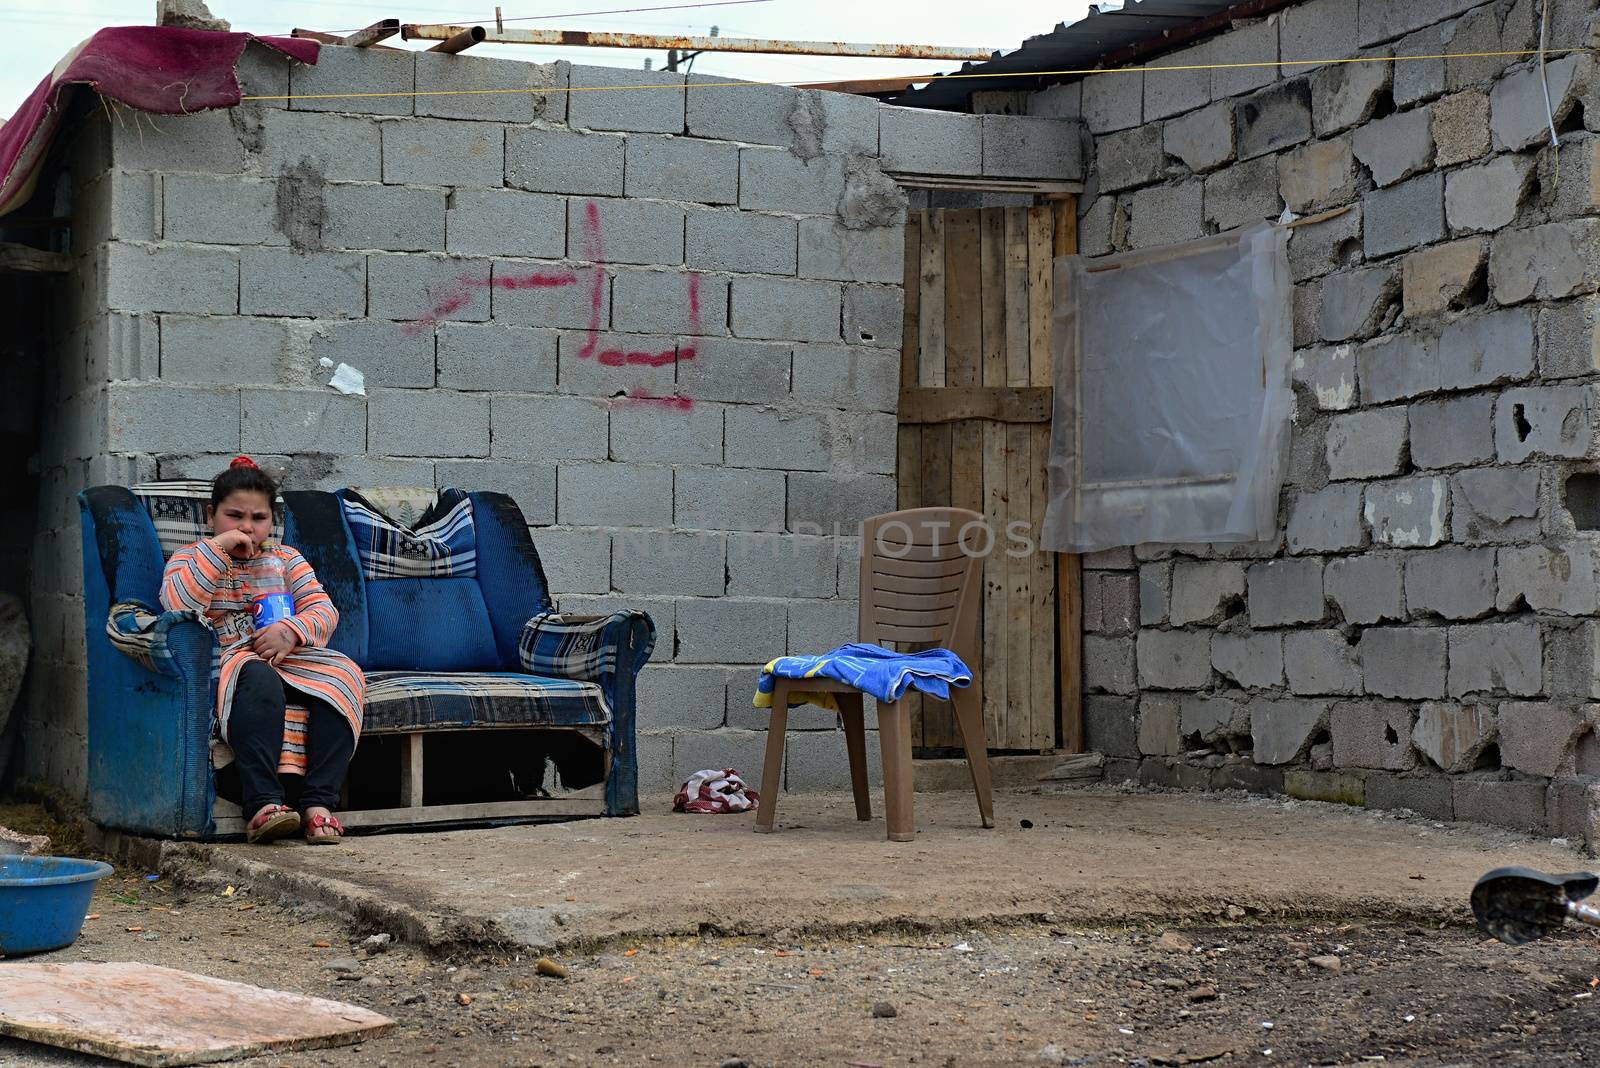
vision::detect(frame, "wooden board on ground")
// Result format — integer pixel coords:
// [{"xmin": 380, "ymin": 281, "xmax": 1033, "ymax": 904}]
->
[{"xmin": 0, "ymin": 962, "xmax": 393, "ymax": 1067}]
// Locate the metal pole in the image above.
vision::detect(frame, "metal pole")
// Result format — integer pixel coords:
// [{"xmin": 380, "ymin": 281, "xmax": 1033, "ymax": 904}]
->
[
  {"xmin": 428, "ymin": 25, "xmax": 487, "ymax": 54},
  {"xmin": 401, "ymin": 23, "xmax": 996, "ymax": 61},
  {"xmin": 343, "ymin": 19, "xmax": 400, "ymax": 48}
]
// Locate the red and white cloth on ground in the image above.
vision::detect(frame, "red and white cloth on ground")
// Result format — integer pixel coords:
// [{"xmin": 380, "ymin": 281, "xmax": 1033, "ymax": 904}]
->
[{"xmin": 673, "ymin": 768, "xmax": 759, "ymax": 813}]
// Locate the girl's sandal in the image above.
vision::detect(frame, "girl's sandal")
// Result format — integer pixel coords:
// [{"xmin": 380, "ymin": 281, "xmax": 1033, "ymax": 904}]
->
[
  {"xmin": 246, "ymin": 804, "xmax": 301, "ymax": 844},
  {"xmin": 303, "ymin": 812, "xmax": 345, "ymax": 845}
]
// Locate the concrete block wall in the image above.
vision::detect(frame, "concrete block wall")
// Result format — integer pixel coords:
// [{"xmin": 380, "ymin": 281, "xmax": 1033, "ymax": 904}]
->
[
  {"xmin": 23, "ymin": 44, "xmax": 1078, "ymax": 800},
  {"xmin": 1058, "ymin": 0, "xmax": 1600, "ymax": 850}
]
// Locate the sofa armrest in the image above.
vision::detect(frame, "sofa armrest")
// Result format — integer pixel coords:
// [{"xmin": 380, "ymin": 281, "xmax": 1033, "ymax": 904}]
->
[
  {"xmin": 519, "ymin": 611, "xmax": 655, "ymax": 817},
  {"xmin": 517, "ymin": 611, "xmax": 655, "ymax": 684},
  {"xmin": 106, "ymin": 602, "xmax": 213, "ymax": 678}
]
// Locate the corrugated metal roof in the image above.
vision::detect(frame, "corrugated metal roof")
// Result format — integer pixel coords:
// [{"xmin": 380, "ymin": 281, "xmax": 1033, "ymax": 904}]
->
[{"xmin": 888, "ymin": 0, "xmax": 1243, "ymax": 109}]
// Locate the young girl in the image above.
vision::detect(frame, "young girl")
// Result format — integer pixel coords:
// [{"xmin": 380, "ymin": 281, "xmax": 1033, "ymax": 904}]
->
[{"xmin": 160, "ymin": 457, "xmax": 365, "ymax": 844}]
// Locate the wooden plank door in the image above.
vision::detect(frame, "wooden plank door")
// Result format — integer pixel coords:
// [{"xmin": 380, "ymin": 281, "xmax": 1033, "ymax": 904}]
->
[{"xmin": 897, "ymin": 201, "xmax": 1082, "ymax": 755}]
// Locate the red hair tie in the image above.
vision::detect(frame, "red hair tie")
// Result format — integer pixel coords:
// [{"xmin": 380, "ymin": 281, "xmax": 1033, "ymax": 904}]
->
[{"xmin": 230, "ymin": 455, "xmax": 259, "ymax": 470}]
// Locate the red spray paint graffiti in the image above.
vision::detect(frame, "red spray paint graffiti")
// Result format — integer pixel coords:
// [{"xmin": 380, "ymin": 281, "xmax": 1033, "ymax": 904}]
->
[{"xmin": 403, "ymin": 202, "xmax": 699, "ymax": 408}]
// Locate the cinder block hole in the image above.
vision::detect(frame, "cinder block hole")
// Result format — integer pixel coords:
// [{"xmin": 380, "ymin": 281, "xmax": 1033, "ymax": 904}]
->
[
  {"xmin": 858, "ymin": 331, "xmax": 875, "ymax": 342},
  {"xmin": 1334, "ymin": 238, "xmax": 1363, "ymax": 267},
  {"xmin": 1310, "ymin": 728, "xmax": 1331, "ymax": 748},
  {"xmin": 1512, "ymin": 403, "xmax": 1534, "ymax": 442},
  {"xmin": 1219, "ymin": 594, "xmax": 1246, "ymax": 621},
  {"xmin": 1558, "ymin": 100, "xmax": 1587, "ymax": 136},
  {"xmin": 1563, "ymin": 471, "xmax": 1600, "ymax": 530},
  {"xmin": 1473, "ymin": 742, "xmax": 1502, "ymax": 772},
  {"xmin": 1342, "ymin": 626, "xmax": 1362, "ymax": 646},
  {"xmin": 1448, "ymin": 267, "xmax": 1489, "ymax": 312},
  {"xmin": 1369, "ymin": 89, "xmax": 1396, "ymax": 121},
  {"xmin": 1384, "ymin": 724, "xmax": 1400, "ymax": 745}
]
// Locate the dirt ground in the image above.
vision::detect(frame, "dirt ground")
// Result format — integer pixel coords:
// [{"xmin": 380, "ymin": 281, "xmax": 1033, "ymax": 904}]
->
[
  {"xmin": 5, "ymin": 869, "xmax": 1600, "ymax": 1067},
  {"xmin": 5, "ymin": 791, "xmax": 1600, "ymax": 1066}
]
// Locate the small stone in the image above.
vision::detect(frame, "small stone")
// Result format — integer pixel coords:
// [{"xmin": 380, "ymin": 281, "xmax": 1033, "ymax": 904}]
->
[
  {"xmin": 1309, "ymin": 955, "xmax": 1343, "ymax": 971},
  {"xmin": 323, "ymin": 958, "xmax": 360, "ymax": 974},
  {"xmin": 872, "ymin": 1001, "xmax": 898, "ymax": 1018},
  {"xmin": 1157, "ymin": 932, "xmax": 1195, "ymax": 952},
  {"xmin": 719, "ymin": 1059, "xmax": 750, "ymax": 1068},
  {"xmin": 363, "ymin": 933, "xmax": 392, "ymax": 952},
  {"xmin": 1187, "ymin": 985, "xmax": 1219, "ymax": 1002},
  {"xmin": 1226, "ymin": 905, "xmax": 1247, "ymax": 920},
  {"xmin": 456, "ymin": 992, "xmax": 473, "ymax": 1006},
  {"xmin": 402, "ymin": 993, "xmax": 427, "ymax": 1005},
  {"xmin": 536, "ymin": 956, "xmax": 569, "ymax": 979},
  {"xmin": 142, "ymin": 933, "xmax": 159, "ymax": 942},
  {"xmin": 359, "ymin": 976, "xmax": 384, "ymax": 987}
]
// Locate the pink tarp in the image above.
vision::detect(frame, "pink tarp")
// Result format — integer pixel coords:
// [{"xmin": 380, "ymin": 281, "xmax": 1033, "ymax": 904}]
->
[{"xmin": 0, "ymin": 26, "xmax": 319, "ymax": 216}]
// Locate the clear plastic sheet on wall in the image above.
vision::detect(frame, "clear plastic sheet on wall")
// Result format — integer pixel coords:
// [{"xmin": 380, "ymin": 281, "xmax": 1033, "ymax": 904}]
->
[{"xmin": 1040, "ymin": 223, "xmax": 1294, "ymax": 553}]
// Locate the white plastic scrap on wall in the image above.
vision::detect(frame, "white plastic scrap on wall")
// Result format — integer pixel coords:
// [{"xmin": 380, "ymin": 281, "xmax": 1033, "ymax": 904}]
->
[{"xmin": 1041, "ymin": 223, "xmax": 1294, "ymax": 552}]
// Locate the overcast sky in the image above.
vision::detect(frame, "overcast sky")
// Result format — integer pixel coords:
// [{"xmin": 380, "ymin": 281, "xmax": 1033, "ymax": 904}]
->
[{"xmin": 2, "ymin": 0, "xmax": 1091, "ymax": 117}]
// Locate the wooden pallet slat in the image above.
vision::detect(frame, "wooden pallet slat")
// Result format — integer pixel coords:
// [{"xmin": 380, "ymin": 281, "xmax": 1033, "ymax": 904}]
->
[
  {"xmin": 1027, "ymin": 205, "xmax": 1055, "ymax": 388},
  {"xmin": 1003, "ymin": 208, "xmax": 1031, "ymax": 390},
  {"xmin": 980, "ymin": 208, "xmax": 1007, "ymax": 389},
  {"xmin": 1004, "ymin": 421, "xmax": 1034, "ymax": 749},
  {"xmin": 1052, "ymin": 197, "xmax": 1084, "ymax": 754},
  {"xmin": 918, "ymin": 212, "xmax": 947, "ymax": 389},
  {"xmin": 897, "ymin": 426, "xmax": 923, "ymax": 512},
  {"xmin": 944, "ymin": 209, "xmax": 982, "ymax": 389},
  {"xmin": 1030, "ymin": 423, "xmax": 1058, "ymax": 750},
  {"xmin": 902, "ymin": 217, "xmax": 922, "ymax": 387},
  {"xmin": 898, "ymin": 385, "xmax": 1053, "ymax": 425},
  {"xmin": 981, "ymin": 418, "xmax": 1009, "ymax": 750}
]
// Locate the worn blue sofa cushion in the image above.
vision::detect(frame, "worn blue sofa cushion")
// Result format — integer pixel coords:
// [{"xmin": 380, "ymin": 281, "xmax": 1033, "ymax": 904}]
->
[{"xmin": 363, "ymin": 578, "xmax": 502, "ymax": 672}]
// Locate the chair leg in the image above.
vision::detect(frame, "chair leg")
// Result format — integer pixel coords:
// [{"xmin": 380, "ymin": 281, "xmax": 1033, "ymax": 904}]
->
[
  {"xmin": 877, "ymin": 698, "xmax": 915, "ymax": 842},
  {"xmin": 951, "ymin": 681, "xmax": 995, "ymax": 829},
  {"xmin": 838, "ymin": 693, "xmax": 872, "ymax": 822},
  {"xmin": 754, "ymin": 682, "xmax": 790, "ymax": 833}
]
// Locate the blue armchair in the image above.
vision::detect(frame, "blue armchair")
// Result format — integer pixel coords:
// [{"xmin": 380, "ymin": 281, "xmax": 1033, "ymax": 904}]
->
[{"xmin": 78, "ymin": 482, "xmax": 654, "ymax": 839}]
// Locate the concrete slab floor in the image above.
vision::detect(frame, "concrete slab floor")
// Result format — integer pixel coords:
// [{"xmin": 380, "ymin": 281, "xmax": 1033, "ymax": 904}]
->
[{"xmin": 150, "ymin": 787, "xmax": 1586, "ymax": 955}]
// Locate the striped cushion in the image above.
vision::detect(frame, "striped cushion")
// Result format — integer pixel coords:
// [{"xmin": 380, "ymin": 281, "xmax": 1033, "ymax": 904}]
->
[
  {"xmin": 131, "ymin": 481, "xmax": 282, "ymax": 561},
  {"xmin": 340, "ymin": 489, "xmax": 478, "ymax": 581},
  {"xmin": 361, "ymin": 671, "xmax": 610, "ymax": 733}
]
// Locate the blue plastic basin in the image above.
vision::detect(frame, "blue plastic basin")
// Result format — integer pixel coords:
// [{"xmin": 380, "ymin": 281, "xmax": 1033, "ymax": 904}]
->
[{"xmin": 0, "ymin": 855, "xmax": 114, "ymax": 955}]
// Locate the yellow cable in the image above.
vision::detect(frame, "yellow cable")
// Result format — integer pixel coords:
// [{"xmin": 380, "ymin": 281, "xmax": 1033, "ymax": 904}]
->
[{"xmin": 239, "ymin": 46, "xmax": 1590, "ymax": 103}]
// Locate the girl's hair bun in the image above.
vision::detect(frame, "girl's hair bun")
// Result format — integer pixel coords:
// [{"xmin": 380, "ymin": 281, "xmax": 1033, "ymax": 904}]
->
[{"xmin": 230, "ymin": 455, "xmax": 259, "ymax": 470}]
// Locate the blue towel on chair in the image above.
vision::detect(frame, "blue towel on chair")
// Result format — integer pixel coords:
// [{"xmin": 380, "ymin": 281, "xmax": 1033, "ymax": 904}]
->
[{"xmin": 754, "ymin": 643, "xmax": 973, "ymax": 712}]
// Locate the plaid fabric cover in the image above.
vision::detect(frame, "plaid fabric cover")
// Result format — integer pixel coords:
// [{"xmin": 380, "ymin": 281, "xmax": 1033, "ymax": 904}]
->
[
  {"xmin": 362, "ymin": 671, "xmax": 610, "ymax": 733},
  {"xmin": 340, "ymin": 488, "xmax": 478, "ymax": 580},
  {"xmin": 344, "ymin": 486, "xmax": 438, "ymax": 527},
  {"xmin": 518, "ymin": 611, "xmax": 657, "ymax": 683},
  {"xmin": 106, "ymin": 600, "xmax": 208, "ymax": 677},
  {"xmin": 131, "ymin": 481, "xmax": 282, "ymax": 560}
]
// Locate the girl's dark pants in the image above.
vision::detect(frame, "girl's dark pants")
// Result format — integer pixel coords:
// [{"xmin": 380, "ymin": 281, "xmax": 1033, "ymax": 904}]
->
[{"xmin": 229, "ymin": 659, "xmax": 354, "ymax": 815}]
